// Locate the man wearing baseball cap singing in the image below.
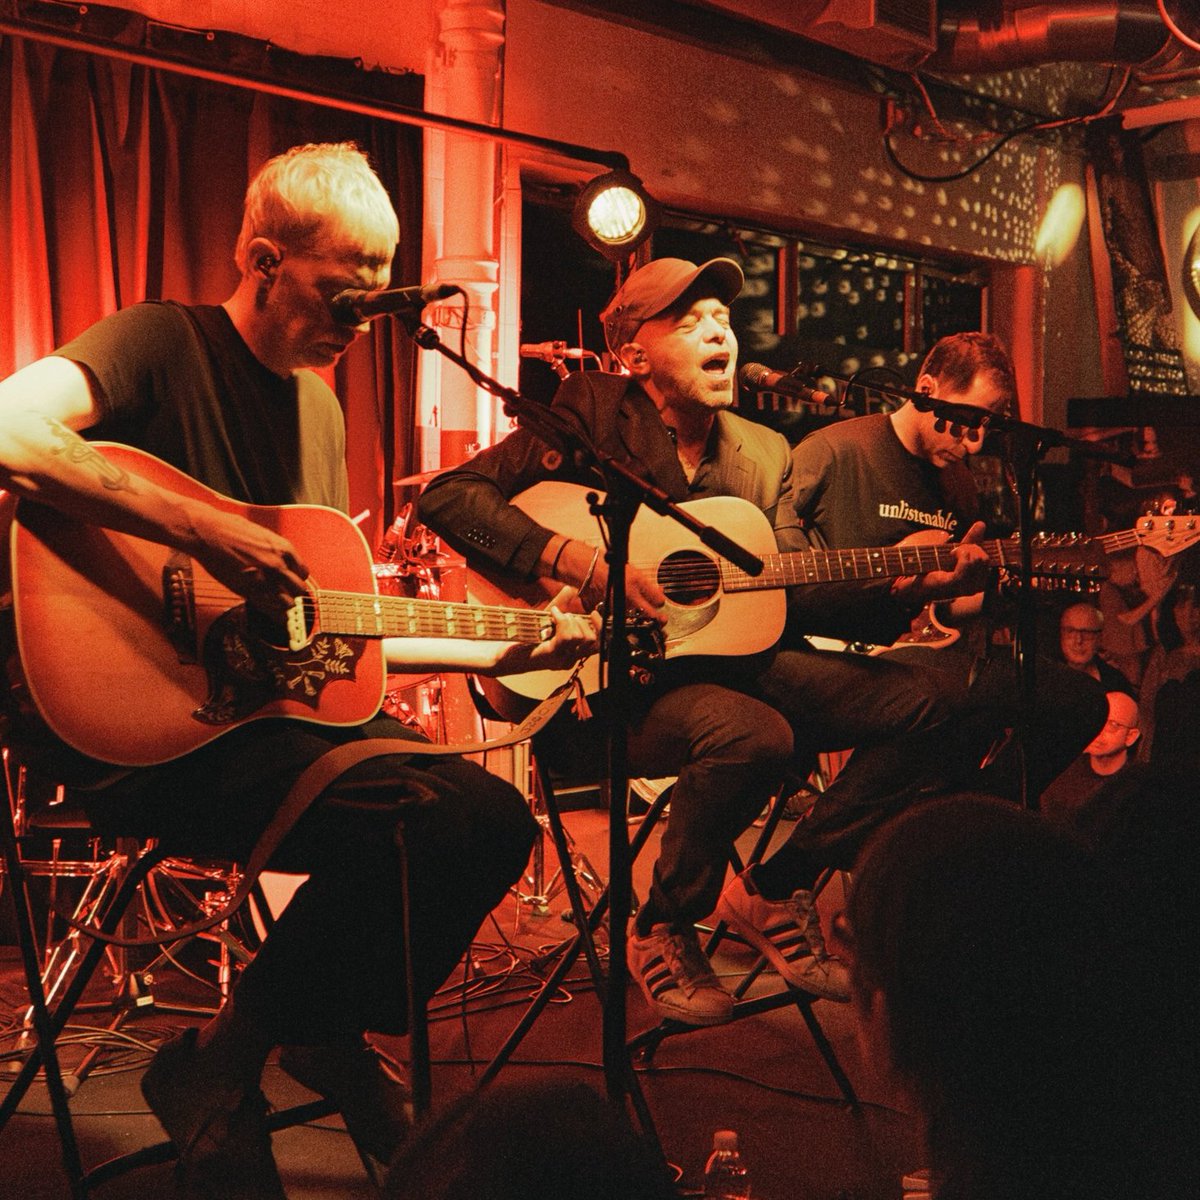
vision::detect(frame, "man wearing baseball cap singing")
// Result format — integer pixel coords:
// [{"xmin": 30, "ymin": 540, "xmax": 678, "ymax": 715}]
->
[{"xmin": 419, "ymin": 257, "xmax": 945, "ymax": 1024}]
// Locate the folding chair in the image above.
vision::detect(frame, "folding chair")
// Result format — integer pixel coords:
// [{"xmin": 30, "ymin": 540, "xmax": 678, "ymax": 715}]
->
[{"xmin": 626, "ymin": 764, "xmax": 859, "ymax": 1108}]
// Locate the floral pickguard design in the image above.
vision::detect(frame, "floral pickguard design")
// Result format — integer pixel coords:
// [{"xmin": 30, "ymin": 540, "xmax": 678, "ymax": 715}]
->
[{"xmin": 193, "ymin": 606, "xmax": 367, "ymax": 725}]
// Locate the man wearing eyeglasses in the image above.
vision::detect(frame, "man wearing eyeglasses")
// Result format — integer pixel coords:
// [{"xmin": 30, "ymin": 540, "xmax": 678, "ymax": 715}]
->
[
  {"xmin": 1041, "ymin": 690, "xmax": 1141, "ymax": 848},
  {"xmin": 1059, "ymin": 601, "xmax": 1136, "ymax": 694}
]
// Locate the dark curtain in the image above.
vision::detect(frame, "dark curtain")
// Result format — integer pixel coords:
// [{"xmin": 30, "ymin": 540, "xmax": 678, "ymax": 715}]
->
[
  {"xmin": 1085, "ymin": 120, "xmax": 1182, "ymax": 370},
  {"xmin": 0, "ymin": 31, "xmax": 422, "ymax": 542}
]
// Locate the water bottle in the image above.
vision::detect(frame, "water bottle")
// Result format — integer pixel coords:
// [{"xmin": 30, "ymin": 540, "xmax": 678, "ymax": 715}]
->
[{"xmin": 703, "ymin": 1129, "xmax": 751, "ymax": 1198}]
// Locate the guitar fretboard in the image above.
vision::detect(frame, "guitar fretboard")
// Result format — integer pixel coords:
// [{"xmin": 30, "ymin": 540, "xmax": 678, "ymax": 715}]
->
[
  {"xmin": 312, "ymin": 590, "xmax": 554, "ymax": 643},
  {"xmin": 717, "ymin": 541, "xmax": 992, "ymax": 592}
]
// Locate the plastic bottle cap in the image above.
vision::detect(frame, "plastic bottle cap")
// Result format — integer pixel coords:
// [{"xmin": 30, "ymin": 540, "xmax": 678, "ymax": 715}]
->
[{"xmin": 713, "ymin": 1130, "xmax": 738, "ymax": 1151}]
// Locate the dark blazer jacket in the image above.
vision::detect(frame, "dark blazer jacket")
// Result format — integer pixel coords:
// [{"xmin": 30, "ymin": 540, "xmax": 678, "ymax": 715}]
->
[{"xmin": 417, "ymin": 371, "xmax": 803, "ymax": 579}]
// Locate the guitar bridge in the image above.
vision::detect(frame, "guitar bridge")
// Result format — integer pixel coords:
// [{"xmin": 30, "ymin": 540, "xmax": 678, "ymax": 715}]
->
[{"xmin": 162, "ymin": 555, "xmax": 198, "ymax": 664}]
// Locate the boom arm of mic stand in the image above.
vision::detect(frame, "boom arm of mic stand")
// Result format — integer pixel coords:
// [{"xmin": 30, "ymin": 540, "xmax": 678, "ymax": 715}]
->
[
  {"xmin": 820, "ymin": 370, "xmax": 1134, "ymax": 465},
  {"xmin": 603, "ymin": 460, "xmax": 764, "ymax": 576},
  {"xmin": 400, "ymin": 318, "xmax": 599, "ymax": 467},
  {"xmin": 402, "ymin": 318, "xmax": 767, "ymax": 577}
]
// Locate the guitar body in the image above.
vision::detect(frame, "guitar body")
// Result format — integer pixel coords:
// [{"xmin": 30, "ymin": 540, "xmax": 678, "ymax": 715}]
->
[
  {"xmin": 10, "ymin": 444, "xmax": 386, "ymax": 767},
  {"xmin": 468, "ymin": 482, "xmax": 786, "ymax": 719},
  {"xmin": 464, "ymin": 483, "xmax": 1196, "ymax": 720}
]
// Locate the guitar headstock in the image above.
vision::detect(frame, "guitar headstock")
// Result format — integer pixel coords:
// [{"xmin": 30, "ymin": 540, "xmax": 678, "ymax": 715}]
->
[
  {"xmin": 1003, "ymin": 533, "xmax": 1109, "ymax": 593},
  {"xmin": 1134, "ymin": 514, "xmax": 1200, "ymax": 558}
]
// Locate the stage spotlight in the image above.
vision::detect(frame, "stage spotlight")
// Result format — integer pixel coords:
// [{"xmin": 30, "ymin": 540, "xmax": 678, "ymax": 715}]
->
[
  {"xmin": 572, "ymin": 169, "xmax": 661, "ymax": 260},
  {"xmin": 1183, "ymin": 220, "xmax": 1200, "ymax": 323}
]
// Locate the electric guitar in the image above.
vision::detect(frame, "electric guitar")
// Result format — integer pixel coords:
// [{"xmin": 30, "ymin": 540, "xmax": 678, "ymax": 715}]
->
[
  {"xmin": 467, "ymin": 481, "xmax": 1199, "ymax": 716},
  {"xmin": 4, "ymin": 444, "xmax": 556, "ymax": 767}
]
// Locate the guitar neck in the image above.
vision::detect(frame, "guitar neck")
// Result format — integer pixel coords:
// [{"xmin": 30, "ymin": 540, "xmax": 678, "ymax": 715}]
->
[
  {"xmin": 313, "ymin": 589, "xmax": 554, "ymax": 643},
  {"xmin": 1098, "ymin": 528, "xmax": 1150, "ymax": 556},
  {"xmin": 721, "ymin": 541, "xmax": 971, "ymax": 591}
]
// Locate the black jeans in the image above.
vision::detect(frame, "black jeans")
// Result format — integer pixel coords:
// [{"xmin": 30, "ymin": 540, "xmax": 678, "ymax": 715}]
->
[
  {"xmin": 751, "ymin": 643, "xmax": 1109, "ymax": 895},
  {"xmin": 84, "ymin": 714, "xmax": 538, "ymax": 1044},
  {"xmin": 540, "ymin": 645, "xmax": 949, "ymax": 933}
]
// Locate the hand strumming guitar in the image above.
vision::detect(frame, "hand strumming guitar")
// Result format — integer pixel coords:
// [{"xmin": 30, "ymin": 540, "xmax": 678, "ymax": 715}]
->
[{"xmin": 540, "ymin": 534, "xmax": 668, "ymax": 624}]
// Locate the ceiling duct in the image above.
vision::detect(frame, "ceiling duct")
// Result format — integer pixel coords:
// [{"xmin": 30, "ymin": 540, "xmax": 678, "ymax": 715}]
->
[
  {"xmin": 931, "ymin": 2, "xmax": 1175, "ymax": 73},
  {"xmin": 693, "ymin": 0, "xmax": 937, "ymax": 69},
  {"xmin": 695, "ymin": 1, "xmax": 1200, "ymax": 74}
]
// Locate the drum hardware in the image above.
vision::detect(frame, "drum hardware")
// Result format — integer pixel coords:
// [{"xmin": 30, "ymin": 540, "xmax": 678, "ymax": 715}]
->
[
  {"xmin": 391, "ymin": 468, "xmax": 445, "ymax": 487},
  {"xmin": 371, "ymin": 505, "xmax": 453, "ymax": 743},
  {"xmin": 1, "ymin": 756, "xmax": 264, "ymax": 1090},
  {"xmin": 382, "ymin": 674, "xmax": 445, "ymax": 743}
]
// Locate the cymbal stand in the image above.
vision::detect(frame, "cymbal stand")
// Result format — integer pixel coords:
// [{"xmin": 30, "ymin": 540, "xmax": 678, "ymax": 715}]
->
[
  {"xmin": 3, "ymin": 759, "xmax": 265, "ymax": 1093},
  {"xmin": 513, "ymin": 739, "xmax": 607, "ymax": 925}
]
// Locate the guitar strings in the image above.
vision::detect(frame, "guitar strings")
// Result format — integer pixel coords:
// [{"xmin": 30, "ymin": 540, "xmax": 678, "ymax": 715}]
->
[{"xmin": 169, "ymin": 524, "xmax": 1158, "ymax": 612}]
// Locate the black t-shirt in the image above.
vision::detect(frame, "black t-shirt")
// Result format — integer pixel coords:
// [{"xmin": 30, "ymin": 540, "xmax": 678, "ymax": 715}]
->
[
  {"xmin": 787, "ymin": 412, "xmax": 980, "ymax": 645},
  {"xmin": 53, "ymin": 301, "xmax": 348, "ymax": 510},
  {"xmin": 0, "ymin": 302, "xmax": 351, "ymax": 785}
]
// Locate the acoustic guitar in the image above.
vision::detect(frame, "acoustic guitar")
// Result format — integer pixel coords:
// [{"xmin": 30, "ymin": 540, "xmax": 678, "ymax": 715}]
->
[
  {"xmin": 467, "ymin": 481, "xmax": 1199, "ymax": 717},
  {"xmin": 5, "ymin": 444, "xmax": 554, "ymax": 767}
]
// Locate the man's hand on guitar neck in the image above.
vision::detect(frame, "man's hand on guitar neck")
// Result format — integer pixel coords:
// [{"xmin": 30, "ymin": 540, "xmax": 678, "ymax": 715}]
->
[
  {"xmin": 541, "ymin": 535, "xmax": 668, "ymax": 625},
  {"xmin": 888, "ymin": 520, "xmax": 993, "ymax": 609},
  {"xmin": 495, "ymin": 590, "xmax": 601, "ymax": 674},
  {"xmin": 386, "ymin": 590, "xmax": 600, "ymax": 678}
]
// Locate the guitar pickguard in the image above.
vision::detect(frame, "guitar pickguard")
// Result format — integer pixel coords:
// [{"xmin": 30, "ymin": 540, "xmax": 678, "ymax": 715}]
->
[
  {"xmin": 663, "ymin": 600, "xmax": 719, "ymax": 645},
  {"xmin": 194, "ymin": 608, "xmax": 369, "ymax": 726}
]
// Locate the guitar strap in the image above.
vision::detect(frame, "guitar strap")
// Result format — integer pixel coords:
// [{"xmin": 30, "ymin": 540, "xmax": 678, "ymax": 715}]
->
[{"xmin": 58, "ymin": 668, "xmax": 585, "ymax": 948}]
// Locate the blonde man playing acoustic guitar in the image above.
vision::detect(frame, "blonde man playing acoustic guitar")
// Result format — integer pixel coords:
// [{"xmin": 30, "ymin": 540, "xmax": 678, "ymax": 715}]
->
[{"xmin": 0, "ymin": 142, "xmax": 594, "ymax": 1200}]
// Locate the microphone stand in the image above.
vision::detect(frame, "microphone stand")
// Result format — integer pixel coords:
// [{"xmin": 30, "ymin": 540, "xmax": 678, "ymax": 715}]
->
[
  {"xmin": 394, "ymin": 313, "xmax": 764, "ymax": 1122},
  {"xmin": 755, "ymin": 365, "xmax": 1129, "ymax": 806}
]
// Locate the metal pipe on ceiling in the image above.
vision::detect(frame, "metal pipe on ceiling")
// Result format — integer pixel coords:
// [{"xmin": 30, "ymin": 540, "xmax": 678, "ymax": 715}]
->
[
  {"xmin": 0, "ymin": 15, "xmax": 629, "ymax": 172},
  {"xmin": 932, "ymin": 1, "xmax": 1187, "ymax": 73}
]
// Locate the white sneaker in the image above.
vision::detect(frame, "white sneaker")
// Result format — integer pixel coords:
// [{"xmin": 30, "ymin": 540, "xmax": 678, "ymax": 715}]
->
[
  {"xmin": 715, "ymin": 871, "xmax": 851, "ymax": 1002},
  {"xmin": 628, "ymin": 924, "xmax": 734, "ymax": 1026}
]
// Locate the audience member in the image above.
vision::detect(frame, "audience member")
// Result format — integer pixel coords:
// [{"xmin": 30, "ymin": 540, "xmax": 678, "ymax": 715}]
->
[
  {"xmin": 1087, "ymin": 683, "xmax": 1200, "ymax": 1200},
  {"xmin": 1096, "ymin": 548, "xmax": 1171, "ymax": 687},
  {"xmin": 1138, "ymin": 583, "xmax": 1200, "ymax": 761},
  {"xmin": 1057, "ymin": 601, "xmax": 1134, "ymax": 694},
  {"xmin": 840, "ymin": 795, "xmax": 1150, "ymax": 1200},
  {"xmin": 383, "ymin": 1080, "xmax": 677, "ymax": 1200},
  {"xmin": 1040, "ymin": 690, "xmax": 1139, "ymax": 844}
]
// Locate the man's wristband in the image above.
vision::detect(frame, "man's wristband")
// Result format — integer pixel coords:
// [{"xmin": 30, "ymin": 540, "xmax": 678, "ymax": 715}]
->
[{"xmin": 549, "ymin": 537, "xmax": 569, "ymax": 578}]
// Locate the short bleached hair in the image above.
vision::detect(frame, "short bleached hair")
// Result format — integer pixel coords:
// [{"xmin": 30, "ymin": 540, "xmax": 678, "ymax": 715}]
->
[{"xmin": 234, "ymin": 142, "xmax": 399, "ymax": 271}]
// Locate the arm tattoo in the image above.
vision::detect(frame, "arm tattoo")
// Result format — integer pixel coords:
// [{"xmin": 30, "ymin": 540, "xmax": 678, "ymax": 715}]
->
[{"xmin": 45, "ymin": 419, "xmax": 138, "ymax": 494}]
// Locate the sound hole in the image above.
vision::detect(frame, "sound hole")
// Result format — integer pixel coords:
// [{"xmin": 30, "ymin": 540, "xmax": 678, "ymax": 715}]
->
[{"xmin": 658, "ymin": 549, "xmax": 720, "ymax": 606}]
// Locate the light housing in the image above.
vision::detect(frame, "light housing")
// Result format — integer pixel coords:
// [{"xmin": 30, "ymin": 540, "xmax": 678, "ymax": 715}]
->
[
  {"xmin": 1184, "ymin": 222, "xmax": 1200, "ymax": 322},
  {"xmin": 571, "ymin": 169, "xmax": 661, "ymax": 260}
]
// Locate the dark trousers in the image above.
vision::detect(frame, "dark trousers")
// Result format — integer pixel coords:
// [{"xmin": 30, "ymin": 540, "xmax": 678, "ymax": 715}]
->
[
  {"xmin": 625, "ymin": 681, "xmax": 794, "ymax": 933},
  {"xmin": 543, "ymin": 645, "xmax": 949, "ymax": 933},
  {"xmin": 84, "ymin": 714, "xmax": 538, "ymax": 1044},
  {"xmin": 752, "ymin": 643, "xmax": 1109, "ymax": 895}
]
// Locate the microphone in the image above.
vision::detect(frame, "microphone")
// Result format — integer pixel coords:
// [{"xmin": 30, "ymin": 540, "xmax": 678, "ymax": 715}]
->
[
  {"xmin": 739, "ymin": 362, "xmax": 834, "ymax": 407},
  {"xmin": 376, "ymin": 512, "xmax": 408, "ymax": 562},
  {"xmin": 519, "ymin": 341, "xmax": 590, "ymax": 361},
  {"xmin": 330, "ymin": 282, "xmax": 459, "ymax": 324}
]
